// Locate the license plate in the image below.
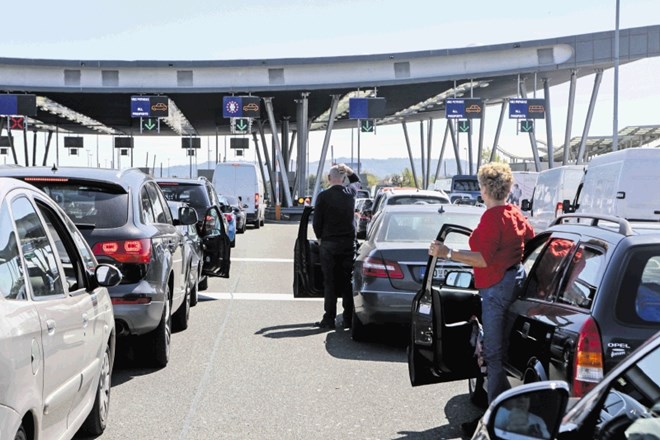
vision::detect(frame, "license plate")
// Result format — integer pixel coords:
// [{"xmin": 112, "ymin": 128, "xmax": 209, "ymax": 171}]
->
[{"xmin": 419, "ymin": 267, "xmax": 446, "ymax": 280}]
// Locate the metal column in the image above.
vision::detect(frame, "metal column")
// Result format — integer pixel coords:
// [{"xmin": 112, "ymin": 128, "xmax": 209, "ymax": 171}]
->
[
  {"xmin": 42, "ymin": 130, "xmax": 53, "ymax": 166},
  {"xmin": 433, "ymin": 122, "xmax": 450, "ymax": 182},
  {"xmin": 311, "ymin": 95, "xmax": 340, "ymax": 205},
  {"xmin": 477, "ymin": 104, "xmax": 486, "ymax": 169},
  {"xmin": 543, "ymin": 78, "xmax": 555, "ymax": 168},
  {"xmin": 563, "ymin": 70, "xmax": 578, "ymax": 165},
  {"xmin": 448, "ymin": 121, "xmax": 463, "ymax": 175},
  {"xmin": 296, "ymin": 93, "xmax": 309, "ymax": 198},
  {"xmin": 251, "ymin": 132, "xmax": 271, "ymax": 203},
  {"xmin": 401, "ymin": 121, "xmax": 419, "ymax": 188},
  {"xmin": 257, "ymin": 121, "xmax": 276, "ymax": 204},
  {"xmin": 419, "ymin": 121, "xmax": 426, "ymax": 188},
  {"xmin": 281, "ymin": 117, "xmax": 290, "ymax": 174},
  {"xmin": 576, "ymin": 70, "xmax": 603, "ymax": 165},
  {"xmin": 426, "ymin": 119, "xmax": 433, "ymax": 188},
  {"xmin": 519, "ymin": 81, "xmax": 541, "ymax": 172}
]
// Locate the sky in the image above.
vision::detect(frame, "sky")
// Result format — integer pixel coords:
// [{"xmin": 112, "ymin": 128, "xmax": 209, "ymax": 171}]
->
[{"xmin": 1, "ymin": 0, "xmax": 659, "ymax": 175}]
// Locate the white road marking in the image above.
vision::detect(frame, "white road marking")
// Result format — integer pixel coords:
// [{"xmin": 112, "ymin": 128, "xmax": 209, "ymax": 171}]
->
[
  {"xmin": 232, "ymin": 257, "xmax": 294, "ymax": 263},
  {"xmin": 200, "ymin": 292, "xmax": 322, "ymax": 301}
]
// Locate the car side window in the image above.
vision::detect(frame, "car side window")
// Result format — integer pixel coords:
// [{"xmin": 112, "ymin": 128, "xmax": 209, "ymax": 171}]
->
[
  {"xmin": 36, "ymin": 200, "xmax": 88, "ymax": 292},
  {"xmin": 523, "ymin": 237, "xmax": 576, "ymax": 301},
  {"xmin": 0, "ymin": 204, "xmax": 27, "ymax": 300},
  {"xmin": 146, "ymin": 183, "xmax": 170, "ymax": 224},
  {"xmin": 12, "ymin": 196, "xmax": 66, "ymax": 298},
  {"xmin": 556, "ymin": 245, "xmax": 604, "ymax": 309},
  {"xmin": 617, "ymin": 249, "xmax": 660, "ymax": 325},
  {"xmin": 140, "ymin": 186, "xmax": 156, "ymax": 224}
]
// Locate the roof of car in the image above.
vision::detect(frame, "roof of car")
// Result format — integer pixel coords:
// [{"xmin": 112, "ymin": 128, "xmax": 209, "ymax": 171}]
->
[
  {"xmin": 156, "ymin": 177, "xmax": 206, "ymax": 186},
  {"xmin": 0, "ymin": 176, "xmax": 46, "ymax": 199},
  {"xmin": 0, "ymin": 166, "xmax": 151, "ymax": 191},
  {"xmin": 380, "ymin": 203, "xmax": 485, "ymax": 215}
]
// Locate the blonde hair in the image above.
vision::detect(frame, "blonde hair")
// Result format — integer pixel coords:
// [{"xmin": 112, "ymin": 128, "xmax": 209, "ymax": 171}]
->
[{"xmin": 477, "ymin": 162, "xmax": 513, "ymax": 201}]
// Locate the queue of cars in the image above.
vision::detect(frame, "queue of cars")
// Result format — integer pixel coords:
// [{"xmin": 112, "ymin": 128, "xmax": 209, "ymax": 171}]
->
[{"xmin": 0, "ymin": 166, "xmax": 235, "ymax": 439}]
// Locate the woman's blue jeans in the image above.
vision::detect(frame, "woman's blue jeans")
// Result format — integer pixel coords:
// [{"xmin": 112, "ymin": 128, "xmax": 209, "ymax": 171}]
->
[{"xmin": 480, "ymin": 265, "xmax": 525, "ymax": 404}]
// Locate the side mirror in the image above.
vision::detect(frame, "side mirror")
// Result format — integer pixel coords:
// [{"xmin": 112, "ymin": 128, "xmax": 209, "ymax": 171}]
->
[
  {"xmin": 241, "ymin": 203, "xmax": 249, "ymax": 209},
  {"xmin": 562, "ymin": 199, "xmax": 574, "ymax": 214},
  {"xmin": 444, "ymin": 271, "xmax": 474, "ymax": 289},
  {"xmin": 521, "ymin": 199, "xmax": 531, "ymax": 211},
  {"xmin": 95, "ymin": 264, "xmax": 123, "ymax": 287},
  {"xmin": 488, "ymin": 384, "xmax": 569, "ymax": 440},
  {"xmin": 178, "ymin": 206, "xmax": 198, "ymax": 226}
]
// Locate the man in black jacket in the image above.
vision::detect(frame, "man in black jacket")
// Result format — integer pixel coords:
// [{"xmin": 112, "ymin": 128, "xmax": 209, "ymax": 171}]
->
[{"xmin": 313, "ymin": 163, "xmax": 360, "ymax": 329}]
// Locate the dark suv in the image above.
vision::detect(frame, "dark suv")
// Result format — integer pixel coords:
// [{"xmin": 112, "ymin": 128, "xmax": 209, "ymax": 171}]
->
[
  {"xmin": 408, "ymin": 213, "xmax": 660, "ymax": 403},
  {"xmin": 0, "ymin": 166, "xmax": 202, "ymax": 367},
  {"xmin": 157, "ymin": 177, "xmax": 232, "ymax": 290}
]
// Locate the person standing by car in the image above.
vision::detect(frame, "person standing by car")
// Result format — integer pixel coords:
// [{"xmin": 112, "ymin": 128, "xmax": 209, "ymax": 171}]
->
[
  {"xmin": 313, "ymin": 163, "xmax": 360, "ymax": 329},
  {"xmin": 428, "ymin": 162, "xmax": 535, "ymax": 428}
]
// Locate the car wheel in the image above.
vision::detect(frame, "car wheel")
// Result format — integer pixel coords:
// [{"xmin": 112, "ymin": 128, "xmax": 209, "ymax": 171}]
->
[
  {"xmin": 468, "ymin": 376, "xmax": 488, "ymax": 409},
  {"xmin": 198, "ymin": 276, "xmax": 208, "ymax": 292},
  {"xmin": 150, "ymin": 299, "xmax": 171, "ymax": 368},
  {"xmin": 14, "ymin": 424, "xmax": 27, "ymax": 440},
  {"xmin": 190, "ymin": 269, "xmax": 200, "ymax": 307},
  {"xmin": 80, "ymin": 344, "xmax": 112, "ymax": 435},
  {"xmin": 237, "ymin": 223, "xmax": 245, "ymax": 234},
  {"xmin": 230, "ymin": 238, "xmax": 236, "ymax": 248},
  {"xmin": 173, "ymin": 287, "xmax": 190, "ymax": 332},
  {"xmin": 351, "ymin": 312, "xmax": 369, "ymax": 342},
  {"xmin": 260, "ymin": 218, "xmax": 265, "ymax": 227},
  {"xmin": 254, "ymin": 219, "xmax": 260, "ymax": 229}
]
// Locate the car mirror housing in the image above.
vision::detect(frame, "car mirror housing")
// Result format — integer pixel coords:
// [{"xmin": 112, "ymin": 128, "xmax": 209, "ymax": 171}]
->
[
  {"xmin": 487, "ymin": 382, "xmax": 569, "ymax": 440},
  {"xmin": 178, "ymin": 206, "xmax": 198, "ymax": 225},
  {"xmin": 95, "ymin": 264, "xmax": 123, "ymax": 287},
  {"xmin": 521, "ymin": 199, "xmax": 531, "ymax": 211},
  {"xmin": 444, "ymin": 271, "xmax": 474, "ymax": 289}
]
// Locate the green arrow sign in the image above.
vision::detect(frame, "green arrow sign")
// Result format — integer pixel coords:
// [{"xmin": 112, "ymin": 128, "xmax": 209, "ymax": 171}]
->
[
  {"xmin": 458, "ymin": 120, "xmax": 470, "ymax": 133},
  {"xmin": 141, "ymin": 117, "xmax": 159, "ymax": 133},
  {"xmin": 360, "ymin": 119, "xmax": 375, "ymax": 133},
  {"xmin": 520, "ymin": 120, "xmax": 534, "ymax": 133},
  {"xmin": 232, "ymin": 118, "xmax": 250, "ymax": 134}
]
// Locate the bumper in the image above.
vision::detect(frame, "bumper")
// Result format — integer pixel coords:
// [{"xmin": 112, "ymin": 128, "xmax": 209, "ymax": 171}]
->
[
  {"xmin": 353, "ymin": 288, "xmax": 416, "ymax": 325},
  {"xmin": 109, "ymin": 280, "xmax": 167, "ymax": 337},
  {"xmin": 0, "ymin": 405, "xmax": 22, "ymax": 439}
]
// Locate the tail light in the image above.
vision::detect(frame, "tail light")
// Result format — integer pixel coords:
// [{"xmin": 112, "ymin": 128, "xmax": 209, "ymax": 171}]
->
[
  {"xmin": 203, "ymin": 215, "xmax": 215, "ymax": 234},
  {"xmin": 362, "ymin": 256, "xmax": 404, "ymax": 279},
  {"xmin": 92, "ymin": 238, "xmax": 152, "ymax": 264},
  {"xmin": 573, "ymin": 317, "xmax": 604, "ymax": 396},
  {"xmin": 255, "ymin": 193, "xmax": 260, "ymax": 209}
]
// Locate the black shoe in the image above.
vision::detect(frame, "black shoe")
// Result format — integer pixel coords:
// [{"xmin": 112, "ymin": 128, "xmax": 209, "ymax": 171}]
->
[
  {"xmin": 314, "ymin": 319, "xmax": 335, "ymax": 329},
  {"xmin": 342, "ymin": 315, "xmax": 352, "ymax": 329},
  {"xmin": 461, "ymin": 417, "xmax": 481, "ymax": 436}
]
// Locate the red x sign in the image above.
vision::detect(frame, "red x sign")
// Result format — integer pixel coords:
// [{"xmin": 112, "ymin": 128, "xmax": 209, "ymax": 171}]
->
[{"xmin": 9, "ymin": 116, "xmax": 24, "ymax": 130}]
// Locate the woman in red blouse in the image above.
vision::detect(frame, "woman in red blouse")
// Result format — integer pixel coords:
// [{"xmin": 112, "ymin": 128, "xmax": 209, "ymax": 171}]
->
[{"xmin": 429, "ymin": 162, "xmax": 535, "ymax": 410}]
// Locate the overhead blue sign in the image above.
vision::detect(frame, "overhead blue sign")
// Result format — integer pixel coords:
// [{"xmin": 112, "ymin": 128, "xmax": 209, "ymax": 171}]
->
[
  {"xmin": 0, "ymin": 94, "xmax": 37, "ymax": 116},
  {"xmin": 222, "ymin": 96, "xmax": 261, "ymax": 119},
  {"xmin": 130, "ymin": 96, "xmax": 169, "ymax": 118},
  {"xmin": 348, "ymin": 97, "xmax": 386, "ymax": 120},
  {"xmin": 509, "ymin": 98, "xmax": 546, "ymax": 119},
  {"xmin": 445, "ymin": 98, "xmax": 483, "ymax": 119}
]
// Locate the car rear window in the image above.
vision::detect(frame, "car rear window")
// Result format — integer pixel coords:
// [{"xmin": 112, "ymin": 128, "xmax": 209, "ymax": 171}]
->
[
  {"xmin": 158, "ymin": 183, "xmax": 209, "ymax": 210},
  {"xmin": 31, "ymin": 182, "xmax": 128, "ymax": 228},
  {"xmin": 618, "ymin": 248, "xmax": 660, "ymax": 325},
  {"xmin": 388, "ymin": 196, "xmax": 448, "ymax": 205},
  {"xmin": 377, "ymin": 211, "xmax": 480, "ymax": 244}
]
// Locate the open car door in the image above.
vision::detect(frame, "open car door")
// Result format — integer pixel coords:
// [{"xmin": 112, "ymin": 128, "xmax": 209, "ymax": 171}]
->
[
  {"xmin": 408, "ymin": 223, "xmax": 483, "ymax": 386},
  {"xmin": 293, "ymin": 206, "xmax": 325, "ymax": 297},
  {"xmin": 200, "ymin": 205, "xmax": 231, "ymax": 278}
]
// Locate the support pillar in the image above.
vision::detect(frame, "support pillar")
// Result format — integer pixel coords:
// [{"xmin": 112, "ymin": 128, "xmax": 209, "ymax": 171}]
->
[
  {"xmin": 563, "ymin": 70, "xmax": 578, "ymax": 165},
  {"xmin": 257, "ymin": 121, "xmax": 276, "ymax": 204},
  {"xmin": 519, "ymin": 81, "xmax": 542, "ymax": 172},
  {"xmin": 42, "ymin": 130, "xmax": 53, "ymax": 166},
  {"xmin": 401, "ymin": 121, "xmax": 419, "ymax": 188},
  {"xmin": 448, "ymin": 121, "xmax": 462, "ymax": 175},
  {"xmin": 543, "ymin": 78, "xmax": 555, "ymax": 169},
  {"xmin": 296, "ymin": 93, "xmax": 309, "ymax": 198},
  {"xmin": 576, "ymin": 70, "xmax": 603, "ymax": 165},
  {"xmin": 311, "ymin": 95, "xmax": 340, "ymax": 205},
  {"xmin": 433, "ymin": 121, "xmax": 450, "ymax": 182},
  {"xmin": 252, "ymin": 132, "xmax": 271, "ymax": 204},
  {"xmin": 419, "ymin": 121, "xmax": 426, "ymax": 188},
  {"xmin": 263, "ymin": 97, "xmax": 292, "ymax": 208},
  {"xmin": 426, "ymin": 119, "xmax": 433, "ymax": 188}
]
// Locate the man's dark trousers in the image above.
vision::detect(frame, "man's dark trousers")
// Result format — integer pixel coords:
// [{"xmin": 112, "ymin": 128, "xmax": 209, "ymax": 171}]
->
[{"xmin": 319, "ymin": 240, "xmax": 355, "ymax": 324}]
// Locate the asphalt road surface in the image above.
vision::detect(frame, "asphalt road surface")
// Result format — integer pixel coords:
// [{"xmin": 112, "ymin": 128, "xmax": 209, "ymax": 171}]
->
[{"xmin": 81, "ymin": 222, "xmax": 483, "ymax": 440}]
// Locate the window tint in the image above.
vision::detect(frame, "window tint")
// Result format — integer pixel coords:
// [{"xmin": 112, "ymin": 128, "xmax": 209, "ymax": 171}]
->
[
  {"xmin": 388, "ymin": 196, "xmax": 446, "ymax": 206},
  {"xmin": 523, "ymin": 238, "xmax": 576, "ymax": 301},
  {"xmin": 140, "ymin": 186, "xmax": 155, "ymax": 224},
  {"xmin": 33, "ymin": 182, "xmax": 128, "ymax": 228},
  {"xmin": 12, "ymin": 196, "xmax": 65, "ymax": 298},
  {"xmin": 618, "ymin": 248, "xmax": 660, "ymax": 325},
  {"xmin": 0, "ymin": 205, "xmax": 26, "ymax": 300},
  {"xmin": 378, "ymin": 212, "xmax": 480, "ymax": 243},
  {"xmin": 556, "ymin": 245, "xmax": 604, "ymax": 309},
  {"xmin": 158, "ymin": 183, "xmax": 209, "ymax": 210},
  {"xmin": 146, "ymin": 184, "xmax": 169, "ymax": 224}
]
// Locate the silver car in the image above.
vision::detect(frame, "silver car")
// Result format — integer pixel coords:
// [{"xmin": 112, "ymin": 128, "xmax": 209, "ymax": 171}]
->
[{"xmin": 0, "ymin": 178, "xmax": 122, "ymax": 439}]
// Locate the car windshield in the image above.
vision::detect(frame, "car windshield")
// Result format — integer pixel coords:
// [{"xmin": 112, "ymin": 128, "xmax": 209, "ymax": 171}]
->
[
  {"xmin": 158, "ymin": 183, "xmax": 209, "ymax": 210},
  {"xmin": 33, "ymin": 182, "xmax": 128, "ymax": 228},
  {"xmin": 376, "ymin": 211, "xmax": 481, "ymax": 244},
  {"xmin": 387, "ymin": 196, "xmax": 447, "ymax": 205}
]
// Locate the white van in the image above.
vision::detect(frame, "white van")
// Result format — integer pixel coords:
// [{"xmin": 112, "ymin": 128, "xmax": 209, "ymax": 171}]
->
[
  {"xmin": 573, "ymin": 147, "xmax": 660, "ymax": 221},
  {"xmin": 509, "ymin": 171, "xmax": 539, "ymax": 207},
  {"xmin": 521, "ymin": 165, "xmax": 584, "ymax": 232},
  {"xmin": 213, "ymin": 162, "xmax": 266, "ymax": 228}
]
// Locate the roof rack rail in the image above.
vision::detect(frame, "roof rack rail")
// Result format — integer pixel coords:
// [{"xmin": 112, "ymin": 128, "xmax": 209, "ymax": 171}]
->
[{"xmin": 552, "ymin": 213, "xmax": 633, "ymax": 236}]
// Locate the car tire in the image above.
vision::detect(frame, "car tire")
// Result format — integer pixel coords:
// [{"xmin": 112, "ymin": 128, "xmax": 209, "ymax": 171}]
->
[
  {"xmin": 79, "ymin": 343, "xmax": 112, "ymax": 435},
  {"xmin": 351, "ymin": 312, "xmax": 369, "ymax": 342},
  {"xmin": 190, "ymin": 269, "xmax": 200, "ymax": 307},
  {"xmin": 198, "ymin": 276, "xmax": 208, "ymax": 292},
  {"xmin": 172, "ymin": 289, "xmax": 190, "ymax": 332},
  {"xmin": 230, "ymin": 238, "xmax": 236, "ymax": 248},
  {"xmin": 150, "ymin": 299, "xmax": 171, "ymax": 368},
  {"xmin": 237, "ymin": 223, "xmax": 245, "ymax": 234},
  {"xmin": 15, "ymin": 424, "xmax": 27, "ymax": 440},
  {"xmin": 254, "ymin": 219, "xmax": 260, "ymax": 229},
  {"xmin": 468, "ymin": 376, "xmax": 488, "ymax": 409},
  {"xmin": 260, "ymin": 218, "xmax": 265, "ymax": 227}
]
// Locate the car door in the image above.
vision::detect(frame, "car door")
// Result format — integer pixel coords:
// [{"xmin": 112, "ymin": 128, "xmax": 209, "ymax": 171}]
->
[
  {"xmin": 200, "ymin": 205, "xmax": 230, "ymax": 277},
  {"xmin": 293, "ymin": 206, "xmax": 324, "ymax": 298},
  {"xmin": 408, "ymin": 224, "xmax": 482, "ymax": 386},
  {"xmin": 11, "ymin": 194, "xmax": 88, "ymax": 439},
  {"xmin": 504, "ymin": 232, "xmax": 581, "ymax": 381}
]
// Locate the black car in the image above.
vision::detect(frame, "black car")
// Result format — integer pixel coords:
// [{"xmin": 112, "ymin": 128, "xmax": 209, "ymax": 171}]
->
[
  {"xmin": 157, "ymin": 177, "xmax": 232, "ymax": 290},
  {"xmin": 408, "ymin": 214, "xmax": 660, "ymax": 406},
  {"xmin": 0, "ymin": 166, "xmax": 221, "ymax": 367},
  {"xmin": 167, "ymin": 200, "xmax": 203, "ymax": 307}
]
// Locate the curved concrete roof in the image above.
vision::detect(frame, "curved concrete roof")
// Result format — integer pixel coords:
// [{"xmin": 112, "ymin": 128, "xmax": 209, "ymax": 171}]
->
[{"xmin": 0, "ymin": 25, "xmax": 658, "ymax": 136}]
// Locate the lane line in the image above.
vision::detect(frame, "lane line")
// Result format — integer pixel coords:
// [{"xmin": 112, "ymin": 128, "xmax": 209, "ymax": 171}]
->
[
  {"xmin": 231, "ymin": 257, "xmax": 293, "ymax": 263},
  {"xmin": 200, "ymin": 292, "xmax": 322, "ymax": 301}
]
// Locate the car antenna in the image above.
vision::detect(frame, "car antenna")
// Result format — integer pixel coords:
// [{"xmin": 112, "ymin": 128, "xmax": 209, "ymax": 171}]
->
[
  {"xmin": 51, "ymin": 163, "xmax": 58, "ymax": 172},
  {"xmin": 438, "ymin": 205, "xmax": 445, "ymax": 214}
]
